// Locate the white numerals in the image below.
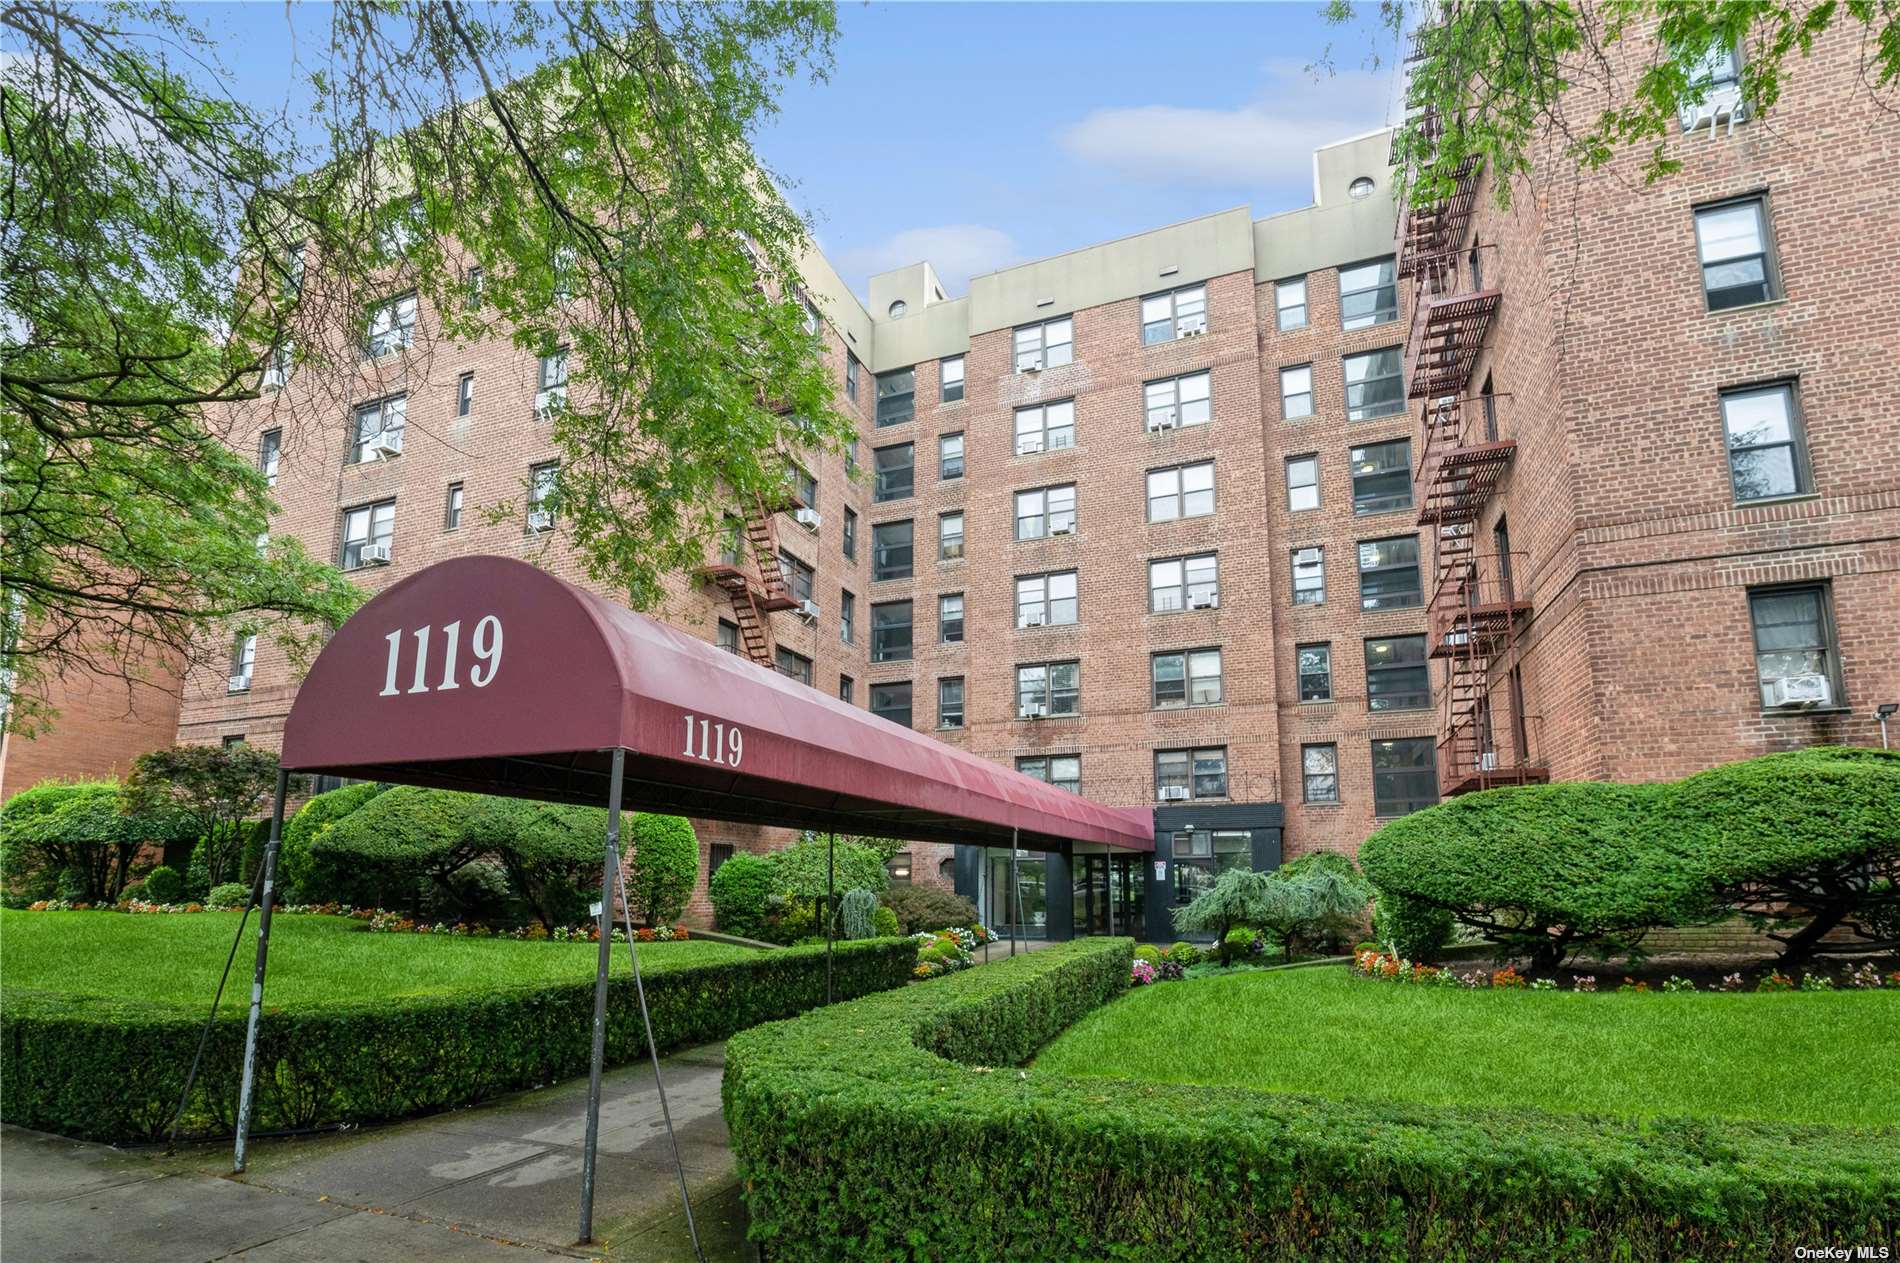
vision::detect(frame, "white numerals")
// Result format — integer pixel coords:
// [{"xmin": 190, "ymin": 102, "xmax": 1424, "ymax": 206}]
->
[
  {"xmin": 380, "ymin": 615, "xmax": 501, "ymax": 696},
  {"xmin": 680, "ymin": 714, "xmax": 744, "ymax": 767}
]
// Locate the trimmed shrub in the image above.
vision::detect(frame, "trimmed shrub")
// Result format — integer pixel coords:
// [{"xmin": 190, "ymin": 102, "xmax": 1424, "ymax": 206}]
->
[
  {"xmin": 3, "ymin": 938, "xmax": 915, "ymax": 1143},
  {"xmin": 709, "ymin": 853, "xmax": 775, "ymax": 938},
  {"xmin": 880, "ymin": 884, "xmax": 976, "ymax": 934},
  {"xmin": 725, "ymin": 942, "xmax": 1900, "ymax": 1262},
  {"xmin": 772, "ymin": 837, "xmax": 890, "ymax": 900},
  {"xmin": 1375, "ymin": 892, "xmax": 1455, "ymax": 963},
  {"xmin": 1133, "ymin": 944, "xmax": 1163, "ymax": 965},
  {"xmin": 1219, "ymin": 925, "xmax": 1257, "ymax": 965},
  {"xmin": 139, "ymin": 865, "xmax": 184, "ymax": 905},
  {"xmin": 1167, "ymin": 940, "xmax": 1202, "ymax": 967},
  {"xmin": 307, "ymin": 785, "xmax": 487, "ymax": 911},
  {"xmin": 280, "ymin": 782, "xmax": 387, "ymax": 902},
  {"xmin": 871, "ymin": 905, "xmax": 900, "ymax": 938},
  {"xmin": 0, "ymin": 780, "xmax": 193, "ymax": 904},
  {"xmin": 465, "ymin": 798, "xmax": 603, "ymax": 929},
  {"xmin": 205, "ymin": 882, "xmax": 249, "ymax": 909},
  {"xmin": 839, "ymin": 888, "xmax": 878, "ymax": 940},
  {"xmin": 625, "ymin": 815, "xmax": 697, "ymax": 926}
]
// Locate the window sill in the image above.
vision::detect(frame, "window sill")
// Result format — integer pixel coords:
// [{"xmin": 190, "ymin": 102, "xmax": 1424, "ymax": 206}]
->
[
  {"xmin": 1760, "ymin": 705, "xmax": 1852, "ymax": 718},
  {"xmin": 1353, "ymin": 506, "xmax": 1418, "ymax": 523},
  {"xmin": 1302, "ymin": 800, "xmax": 1343, "ymax": 809},
  {"xmin": 1733, "ymin": 491, "xmax": 1818, "ymax": 510},
  {"xmin": 1704, "ymin": 295, "xmax": 1784, "ymax": 317}
]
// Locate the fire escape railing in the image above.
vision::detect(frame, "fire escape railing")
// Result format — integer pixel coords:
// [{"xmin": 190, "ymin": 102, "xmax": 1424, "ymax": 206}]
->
[{"xmin": 698, "ymin": 487, "xmax": 805, "ymax": 668}]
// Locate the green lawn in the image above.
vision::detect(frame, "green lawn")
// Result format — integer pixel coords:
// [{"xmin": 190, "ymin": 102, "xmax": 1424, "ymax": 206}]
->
[
  {"xmin": 0, "ymin": 910, "xmax": 756, "ymax": 1012},
  {"xmin": 1037, "ymin": 965, "xmax": 1900, "ymax": 1129}
]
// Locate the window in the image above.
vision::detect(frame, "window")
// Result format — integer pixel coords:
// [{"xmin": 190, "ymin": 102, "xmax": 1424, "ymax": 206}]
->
[
  {"xmin": 230, "ymin": 634, "xmax": 256, "ymax": 691},
  {"xmin": 1141, "ymin": 284, "xmax": 1207, "ymax": 343},
  {"xmin": 845, "ymin": 353, "xmax": 861, "ymax": 402},
  {"xmin": 1373, "ymin": 738, "xmax": 1438, "ymax": 816},
  {"xmin": 1348, "ymin": 176, "xmax": 1376, "ymax": 200},
  {"xmin": 1351, "ymin": 439, "xmax": 1413, "ymax": 514},
  {"xmin": 1017, "ymin": 661, "xmax": 1081, "ymax": 717},
  {"xmin": 1275, "ymin": 276, "xmax": 1307, "ymax": 330},
  {"xmin": 222, "ymin": 733, "xmax": 247, "ymax": 749},
  {"xmin": 938, "ymin": 512, "xmax": 964, "ymax": 561},
  {"xmin": 351, "ymin": 395, "xmax": 406, "ymax": 463},
  {"xmin": 846, "ymin": 440, "xmax": 858, "ymax": 478},
  {"xmin": 1748, "ymin": 584, "xmax": 1841, "ymax": 709},
  {"xmin": 1014, "ymin": 316, "xmax": 1073, "ymax": 371},
  {"xmin": 444, "ymin": 482, "xmax": 463, "ymax": 531},
  {"xmin": 1149, "ymin": 553, "xmax": 1218, "ymax": 612},
  {"xmin": 938, "ymin": 677, "xmax": 965, "ymax": 729},
  {"xmin": 887, "ymin": 299, "xmax": 907, "ymax": 319},
  {"xmin": 1147, "ymin": 461, "xmax": 1215, "ymax": 522},
  {"xmin": 871, "ymin": 600, "xmax": 913, "ymax": 663},
  {"xmin": 456, "ymin": 371, "xmax": 474, "ymax": 418},
  {"xmin": 1144, "ymin": 371, "xmax": 1211, "ymax": 431},
  {"xmin": 839, "ymin": 589, "xmax": 856, "ymax": 643},
  {"xmin": 1291, "ymin": 547, "xmax": 1325, "ymax": 605},
  {"xmin": 262, "ymin": 342, "xmax": 293, "ymax": 391},
  {"xmin": 1695, "ymin": 198, "xmax": 1778, "ymax": 310},
  {"xmin": 282, "ymin": 240, "xmax": 306, "ymax": 297},
  {"xmin": 886, "ymin": 852, "xmax": 914, "ymax": 884},
  {"xmin": 1152, "ymin": 648, "xmax": 1222, "ymax": 708},
  {"xmin": 775, "ymin": 647, "xmax": 812, "ymax": 686},
  {"xmin": 778, "ymin": 550, "xmax": 814, "ymax": 603},
  {"xmin": 869, "ymin": 682, "xmax": 912, "ymax": 728},
  {"xmin": 1015, "ymin": 484, "xmax": 1077, "ymax": 540},
  {"xmin": 1014, "ymin": 399, "xmax": 1076, "ymax": 454},
  {"xmin": 939, "ymin": 432, "xmax": 965, "ymax": 480},
  {"xmin": 1169, "ymin": 830, "xmax": 1250, "ymax": 905},
  {"xmin": 1302, "ymin": 744, "xmax": 1339, "ymax": 803},
  {"xmin": 939, "ymin": 356, "xmax": 965, "ymax": 403},
  {"xmin": 798, "ymin": 290, "xmax": 820, "ymax": 334},
  {"xmin": 340, "ymin": 499, "xmax": 395, "ymax": 568},
  {"xmin": 1339, "ymin": 258, "xmax": 1398, "ymax": 330},
  {"xmin": 873, "ymin": 443, "xmax": 914, "ymax": 502},
  {"xmin": 1015, "ymin": 571, "xmax": 1077, "ymax": 627},
  {"xmin": 1365, "ymin": 635, "xmax": 1431, "ymax": 711},
  {"xmin": 1679, "ymin": 41, "xmax": 1746, "ymax": 128},
  {"xmin": 464, "ymin": 265, "xmax": 483, "ymax": 310},
  {"xmin": 536, "ymin": 349, "xmax": 569, "ymax": 415},
  {"xmin": 1286, "ymin": 455, "xmax": 1320, "ymax": 512},
  {"xmin": 1722, "ymin": 382, "xmax": 1809, "ymax": 502},
  {"xmin": 717, "ymin": 620, "xmax": 739, "ymax": 654},
  {"xmin": 842, "ymin": 507, "xmax": 858, "ymax": 562},
  {"xmin": 1297, "ymin": 643, "xmax": 1332, "ymax": 702},
  {"xmin": 839, "ymin": 675, "xmax": 854, "ymax": 703},
  {"xmin": 526, "ymin": 463, "xmax": 560, "ymax": 531},
  {"xmin": 374, "ymin": 198, "xmax": 422, "ymax": 259},
  {"xmin": 939, "ymin": 592, "xmax": 964, "ymax": 643},
  {"xmin": 1344, "ymin": 348, "xmax": 1404, "ymax": 420},
  {"xmin": 876, "ymin": 367, "xmax": 915, "ymax": 426},
  {"xmin": 1018, "ymin": 754, "xmax": 1080, "ymax": 794},
  {"xmin": 787, "ymin": 463, "xmax": 818, "ymax": 511},
  {"xmin": 709, "ymin": 843, "xmax": 733, "ymax": 875},
  {"xmin": 1358, "ymin": 535, "xmax": 1423, "ymax": 610},
  {"xmin": 871, "ymin": 520, "xmax": 913, "ymax": 581},
  {"xmin": 1155, "ymin": 747, "xmax": 1227, "ymax": 800},
  {"xmin": 717, "ymin": 518, "xmax": 743, "ymax": 567},
  {"xmin": 364, "ymin": 292, "xmax": 417, "ymax": 357},
  {"xmin": 1280, "ymin": 364, "xmax": 1314, "ymax": 420},
  {"xmin": 258, "ymin": 429, "xmax": 281, "ymax": 487}
]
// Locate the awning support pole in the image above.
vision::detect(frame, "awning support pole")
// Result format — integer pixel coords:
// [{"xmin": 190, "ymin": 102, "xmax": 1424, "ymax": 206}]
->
[
  {"xmin": 1009, "ymin": 827, "xmax": 1018, "ymax": 958},
  {"xmin": 824, "ymin": 831, "xmax": 835, "ymax": 1005},
  {"xmin": 232, "ymin": 765, "xmax": 290, "ymax": 1174},
  {"xmin": 981, "ymin": 846, "xmax": 990, "ymax": 964},
  {"xmin": 577, "ymin": 747, "xmax": 625, "ymax": 1245},
  {"xmin": 1108, "ymin": 851, "xmax": 1116, "ymax": 938}
]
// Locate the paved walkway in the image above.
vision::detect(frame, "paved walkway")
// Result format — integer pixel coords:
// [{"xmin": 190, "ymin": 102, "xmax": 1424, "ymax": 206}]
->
[{"xmin": 1, "ymin": 1044, "xmax": 750, "ymax": 1263}]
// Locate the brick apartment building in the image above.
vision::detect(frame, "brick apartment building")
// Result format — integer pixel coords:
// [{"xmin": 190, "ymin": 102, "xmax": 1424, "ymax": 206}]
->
[{"xmin": 169, "ymin": 25, "xmax": 1898, "ymax": 938}]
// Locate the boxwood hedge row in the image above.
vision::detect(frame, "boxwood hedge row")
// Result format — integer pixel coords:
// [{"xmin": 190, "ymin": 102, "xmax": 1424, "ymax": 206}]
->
[
  {"xmin": 2, "ymin": 938, "xmax": 915, "ymax": 1143},
  {"xmin": 724, "ymin": 940, "xmax": 1899, "ymax": 1262}
]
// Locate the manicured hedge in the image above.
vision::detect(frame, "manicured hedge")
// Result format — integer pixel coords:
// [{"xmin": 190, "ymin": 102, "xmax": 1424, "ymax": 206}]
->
[
  {"xmin": 724, "ymin": 941, "xmax": 1900, "ymax": 1262},
  {"xmin": 2, "ymin": 937, "xmax": 915, "ymax": 1143}
]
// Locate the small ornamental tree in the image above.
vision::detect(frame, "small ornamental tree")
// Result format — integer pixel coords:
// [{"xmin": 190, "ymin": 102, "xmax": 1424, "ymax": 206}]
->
[
  {"xmin": 467, "ymin": 798, "xmax": 607, "ymax": 930},
  {"xmin": 122, "ymin": 744, "xmax": 287, "ymax": 884},
  {"xmin": 280, "ymin": 782, "xmax": 388, "ymax": 901},
  {"xmin": 0, "ymin": 780, "xmax": 192, "ymax": 903},
  {"xmin": 626, "ymin": 814, "xmax": 698, "ymax": 927},
  {"xmin": 709, "ymin": 852, "xmax": 776, "ymax": 938},
  {"xmin": 1172, "ymin": 868, "xmax": 1275, "ymax": 956},
  {"xmin": 771, "ymin": 837, "xmax": 891, "ymax": 901},
  {"xmin": 308, "ymin": 785, "xmax": 487, "ymax": 912}
]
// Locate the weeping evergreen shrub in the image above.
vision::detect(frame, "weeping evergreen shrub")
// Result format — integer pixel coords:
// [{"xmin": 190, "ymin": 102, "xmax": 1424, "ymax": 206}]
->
[{"xmin": 839, "ymin": 888, "xmax": 879, "ymax": 940}]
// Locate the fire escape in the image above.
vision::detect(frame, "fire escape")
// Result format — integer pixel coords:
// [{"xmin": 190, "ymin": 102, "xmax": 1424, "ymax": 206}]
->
[
  {"xmin": 1401, "ymin": 139, "xmax": 1547, "ymax": 796},
  {"xmin": 698, "ymin": 489, "xmax": 804, "ymax": 668}
]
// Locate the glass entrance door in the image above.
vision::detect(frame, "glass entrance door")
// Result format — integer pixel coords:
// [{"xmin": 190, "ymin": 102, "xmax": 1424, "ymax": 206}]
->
[
  {"xmin": 1076, "ymin": 854, "xmax": 1146, "ymax": 939},
  {"xmin": 987, "ymin": 853, "xmax": 1047, "ymax": 938}
]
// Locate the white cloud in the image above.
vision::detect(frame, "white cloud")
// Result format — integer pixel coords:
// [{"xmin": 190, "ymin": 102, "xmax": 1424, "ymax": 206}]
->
[
  {"xmin": 1058, "ymin": 61, "xmax": 1395, "ymax": 190},
  {"xmin": 833, "ymin": 224, "xmax": 1023, "ymax": 295}
]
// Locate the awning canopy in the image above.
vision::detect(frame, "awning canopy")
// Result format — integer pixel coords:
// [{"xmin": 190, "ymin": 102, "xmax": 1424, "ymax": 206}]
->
[{"xmin": 281, "ymin": 556, "xmax": 1154, "ymax": 853}]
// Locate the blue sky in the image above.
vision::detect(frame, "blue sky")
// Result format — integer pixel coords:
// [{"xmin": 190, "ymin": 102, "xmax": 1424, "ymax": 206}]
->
[{"xmin": 191, "ymin": 1, "xmax": 1401, "ymax": 297}]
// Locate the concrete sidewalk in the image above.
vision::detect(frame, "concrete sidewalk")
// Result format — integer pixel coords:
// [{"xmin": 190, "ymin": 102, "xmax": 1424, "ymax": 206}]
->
[{"xmin": 1, "ymin": 1044, "xmax": 751, "ymax": 1262}]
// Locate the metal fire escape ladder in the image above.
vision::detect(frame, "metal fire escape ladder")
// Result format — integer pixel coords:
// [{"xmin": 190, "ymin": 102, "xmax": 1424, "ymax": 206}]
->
[{"xmin": 700, "ymin": 492, "xmax": 799, "ymax": 669}]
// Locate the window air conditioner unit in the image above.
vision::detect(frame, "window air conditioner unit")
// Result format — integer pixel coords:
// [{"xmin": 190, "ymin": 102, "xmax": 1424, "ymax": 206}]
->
[
  {"xmin": 1019, "ymin": 703, "xmax": 1046, "ymax": 720},
  {"xmin": 368, "ymin": 432, "xmax": 404, "ymax": 459},
  {"xmin": 1147, "ymin": 417, "xmax": 1178, "ymax": 433},
  {"xmin": 1158, "ymin": 785, "xmax": 1190, "ymax": 802},
  {"xmin": 1477, "ymin": 750, "xmax": 1499, "ymax": 772},
  {"xmin": 1769, "ymin": 672, "xmax": 1831, "ymax": 709},
  {"xmin": 794, "ymin": 506, "xmax": 821, "ymax": 532},
  {"xmin": 358, "ymin": 543, "xmax": 392, "ymax": 565},
  {"xmin": 1190, "ymin": 590, "xmax": 1219, "ymax": 610},
  {"xmin": 528, "ymin": 509, "xmax": 554, "ymax": 531},
  {"xmin": 1051, "ymin": 523, "xmax": 1074, "ymax": 536},
  {"xmin": 1021, "ymin": 357, "xmax": 1042, "ymax": 373},
  {"xmin": 797, "ymin": 599, "xmax": 820, "ymax": 623},
  {"xmin": 1019, "ymin": 437, "xmax": 1045, "ymax": 454},
  {"xmin": 1294, "ymin": 547, "xmax": 1321, "ymax": 565},
  {"xmin": 535, "ymin": 388, "xmax": 566, "ymax": 416},
  {"xmin": 1679, "ymin": 83, "xmax": 1744, "ymax": 135},
  {"xmin": 1020, "ymin": 612, "xmax": 1046, "ymax": 628},
  {"xmin": 228, "ymin": 674, "xmax": 251, "ymax": 692},
  {"xmin": 1178, "ymin": 316, "xmax": 1206, "ymax": 337}
]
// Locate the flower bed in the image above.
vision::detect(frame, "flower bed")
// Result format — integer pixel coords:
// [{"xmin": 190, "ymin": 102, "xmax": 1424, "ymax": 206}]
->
[
  {"xmin": 725, "ymin": 939, "xmax": 1900, "ymax": 1261},
  {"xmin": 13, "ymin": 897, "xmax": 690, "ymax": 943},
  {"xmin": 1354, "ymin": 949, "xmax": 1897, "ymax": 992},
  {"xmin": 908, "ymin": 924, "xmax": 994, "ymax": 978}
]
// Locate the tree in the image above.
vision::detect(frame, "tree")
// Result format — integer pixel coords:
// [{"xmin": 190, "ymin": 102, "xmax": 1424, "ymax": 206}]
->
[
  {"xmin": 120, "ymin": 745, "xmax": 288, "ymax": 887},
  {"xmin": 1, "ymin": 1, "xmax": 850, "ymax": 733},
  {"xmin": 1325, "ymin": 1, "xmax": 1900, "ymax": 208},
  {"xmin": 625, "ymin": 814, "xmax": 697, "ymax": 927},
  {"xmin": 0, "ymin": 779, "xmax": 193, "ymax": 903},
  {"xmin": 709, "ymin": 851, "xmax": 777, "ymax": 938},
  {"xmin": 1172, "ymin": 858, "xmax": 1373, "ymax": 964}
]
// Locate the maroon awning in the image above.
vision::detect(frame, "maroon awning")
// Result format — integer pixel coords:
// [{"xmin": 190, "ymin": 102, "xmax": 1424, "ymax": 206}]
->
[{"xmin": 280, "ymin": 556, "xmax": 1154, "ymax": 853}]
